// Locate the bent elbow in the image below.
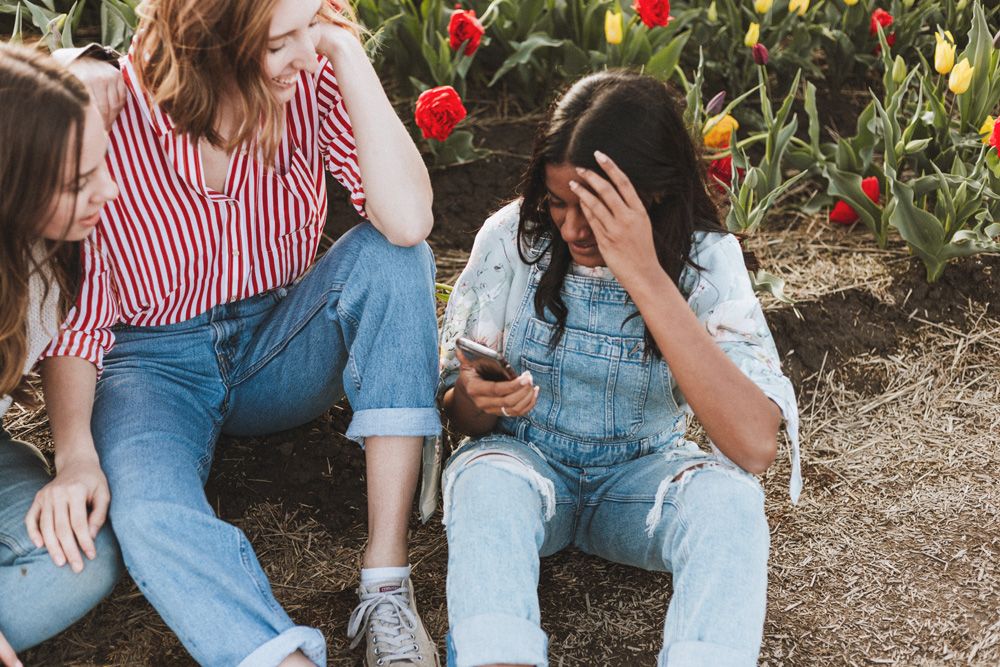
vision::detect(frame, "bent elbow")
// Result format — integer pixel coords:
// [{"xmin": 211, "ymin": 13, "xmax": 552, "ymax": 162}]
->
[
  {"xmin": 369, "ymin": 207, "xmax": 433, "ymax": 247},
  {"xmin": 743, "ymin": 438, "xmax": 778, "ymax": 475}
]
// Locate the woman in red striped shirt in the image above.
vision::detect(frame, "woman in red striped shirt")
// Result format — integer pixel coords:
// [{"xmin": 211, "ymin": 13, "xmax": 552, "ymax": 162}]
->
[{"xmin": 42, "ymin": 1, "xmax": 441, "ymax": 665}]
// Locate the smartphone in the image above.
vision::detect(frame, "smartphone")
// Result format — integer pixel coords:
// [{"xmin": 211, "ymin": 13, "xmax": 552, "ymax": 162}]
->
[{"xmin": 456, "ymin": 337, "xmax": 518, "ymax": 382}]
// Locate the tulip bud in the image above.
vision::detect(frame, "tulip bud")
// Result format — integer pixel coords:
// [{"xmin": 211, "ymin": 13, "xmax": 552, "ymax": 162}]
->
[
  {"xmin": 604, "ymin": 9, "xmax": 624, "ymax": 45},
  {"xmin": 901, "ymin": 0, "xmax": 914, "ymax": 7},
  {"xmin": 948, "ymin": 58, "xmax": 974, "ymax": 95},
  {"xmin": 980, "ymin": 116, "xmax": 995, "ymax": 145},
  {"xmin": 844, "ymin": 0, "xmax": 859, "ymax": 5},
  {"xmin": 744, "ymin": 22, "xmax": 760, "ymax": 47},
  {"xmin": 892, "ymin": 55, "xmax": 906, "ymax": 83},
  {"xmin": 754, "ymin": 0, "xmax": 772, "ymax": 13},
  {"xmin": 707, "ymin": 1, "xmax": 718, "ymax": 22},
  {"xmin": 956, "ymin": 0, "xmax": 968, "ymax": 10},
  {"xmin": 752, "ymin": 43, "xmax": 769, "ymax": 65},
  {"xmin": 704, "ymin": 91, "xmax": 727, "ymax": 116},
  {"xmin": 788, "ymin": 0, "xmax": 809, "ymax": 16},
  {"xmin": 934, "ymin": 30, "xmax": 956, "ymax": 75}
]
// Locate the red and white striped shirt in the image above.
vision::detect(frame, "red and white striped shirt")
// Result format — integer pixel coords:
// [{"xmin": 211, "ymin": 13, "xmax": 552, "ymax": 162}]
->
[{"xmin": 43, "ymin": 55, "xmax": 366, "ymax": 370}]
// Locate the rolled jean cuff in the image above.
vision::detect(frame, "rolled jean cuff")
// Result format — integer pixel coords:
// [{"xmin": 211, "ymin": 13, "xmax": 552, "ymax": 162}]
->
[
  {"xmin": 658, "ymin": 640, "xmax": 756, "ymax": 667},
  {"xmin": 346, "ymin": 407, "xmax": 441, "ymax": 445},
  {"xmin": 236, "ymin": 625, "xmax": 326, "ymax": 667},
  {"xmin": 452, "ymin": 613, "xmax": 548, "ymax": 667}
]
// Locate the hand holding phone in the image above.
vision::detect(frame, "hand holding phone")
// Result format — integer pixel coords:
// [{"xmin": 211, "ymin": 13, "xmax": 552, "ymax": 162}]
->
[{"xmin": 454, "ymin": 337, "xmax": 539, "ymax": 418}]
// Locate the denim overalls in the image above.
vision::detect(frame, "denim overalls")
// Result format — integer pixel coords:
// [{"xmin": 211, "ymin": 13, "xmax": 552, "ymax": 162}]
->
[{"xmin": 443, "ymin": 258, "xmax": 771, "ymax": 667}]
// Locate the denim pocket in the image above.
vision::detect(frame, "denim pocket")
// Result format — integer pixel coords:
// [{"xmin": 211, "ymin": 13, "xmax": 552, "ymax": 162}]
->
[{"xmin": 520, "ymin": 317, "xmax": 651, "ymax": 440}]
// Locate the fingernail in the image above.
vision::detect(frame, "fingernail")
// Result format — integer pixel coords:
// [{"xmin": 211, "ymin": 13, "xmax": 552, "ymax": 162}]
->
[
  {"xmin": 73, "ymin": 562, "xmax": 83, "ymax": 573},
  {"xmin": 534, "ymin": 385, "xmax": 540, "ymax": 394},
  {"xmin": 594, "ymin": 150, "xmax": 608, "ymax": 162},
  {"xmin": 569, "ymin": 180, "xmax": 579, "ymax": 189},
  {"xmin": 519, "ymin": 371, "xmax": 533, "ymax": 385},
  {"xmin": 575, "ymin": 166, "xmax": 586, "ymax": 174}
]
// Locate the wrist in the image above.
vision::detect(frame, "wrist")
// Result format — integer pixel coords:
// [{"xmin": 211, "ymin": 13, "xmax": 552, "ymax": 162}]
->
[
  {"xmin": 318, "ymin": 26, "xmax": 364, "ymax": 64},
  {"xmin": 53, "ymin": 438, "xmax": 99, "ymax": 471}
]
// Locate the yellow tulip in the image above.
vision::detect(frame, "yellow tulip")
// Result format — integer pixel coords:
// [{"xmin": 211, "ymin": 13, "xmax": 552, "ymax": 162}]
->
[
  {"xmin": 843, "ymin": 0, "xmax": 859, "ymax": 5},
  {"xmin": 744, "ymin": 22, "xmax": 760, "ymax": 47},
  {"xmin": 980, "ymin": 116, "xmax": 995, "ymax": 145},
  {"xmin": 604, "ymin": 9, "xmax": 623, "ymax": 45},
  {"xmin": 948, "ymin": 58, "xmax": 974, "ymax": 95},
  {"xmin": 934, "ymin": 30, "xmax": 956, "ymax": 75},
  {"xmin": 788, "ymin": 0, "xmax": 809, "ymax": 16},
  {"xmin": 754, "ymin": 0, "xmax": 772, "ymax": 13},
  {"xmin": 703, "ymin": 113, "xmax": 739, "ymax": 148},
  {"xmin": 707, "ymin": 1, "xmax": 718, "ymax": 22}
]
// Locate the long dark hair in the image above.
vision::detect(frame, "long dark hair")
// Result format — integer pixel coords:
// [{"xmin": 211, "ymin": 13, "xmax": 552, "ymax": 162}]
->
[
  {"xmin": 0, "ymin": 43, "xmax": 88, "ymax": 401},
  {"xmin": 516, "ymin": 70, "xmax": 725, "ymax": 357}
]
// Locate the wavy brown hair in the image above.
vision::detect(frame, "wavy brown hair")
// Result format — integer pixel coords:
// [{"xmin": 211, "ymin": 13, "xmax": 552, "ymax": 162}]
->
[
  {"xmin": 132, "ymin": 0, "xmax": 360, "ymax": 166},
  {"xmin": 516, "ymin": 70, "xmax": 726, "ymax": 358},
  {"xmin": 0, "ymin": 43, "xmax": 89, "ymax": 402}
]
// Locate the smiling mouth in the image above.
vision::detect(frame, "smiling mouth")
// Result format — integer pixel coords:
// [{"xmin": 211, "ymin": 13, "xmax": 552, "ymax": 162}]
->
[
  {"xmin": 272, "ymin": 75, "xmax": 298, "ymax": 87},
  {"xmin": 78, "ymin": 212, "xmax": 101, "ymax": 227}
]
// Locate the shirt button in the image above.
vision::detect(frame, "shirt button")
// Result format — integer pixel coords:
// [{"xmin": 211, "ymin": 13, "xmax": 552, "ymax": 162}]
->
[{"xmin": 232, "ymin": 250, "xmax": 240, "ymax": 257}]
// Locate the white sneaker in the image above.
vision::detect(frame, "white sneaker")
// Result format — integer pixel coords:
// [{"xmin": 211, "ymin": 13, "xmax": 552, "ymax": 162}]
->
[{"xmin": 347, "ymin": 576, "xmax": 440, "ymax": 666}]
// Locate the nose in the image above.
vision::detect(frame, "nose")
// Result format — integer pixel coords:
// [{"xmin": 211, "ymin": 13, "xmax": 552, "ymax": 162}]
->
[
  {"xmin": 94, "ymin": 164, "xmax": 118, "ymax": 205},
  {"xmin": 561, "ymin": 205, "xmax": 592, "ymax": 243},
  {"xmin": 293, "ymin": 34, "xmax": 320, "ymax": 74}
]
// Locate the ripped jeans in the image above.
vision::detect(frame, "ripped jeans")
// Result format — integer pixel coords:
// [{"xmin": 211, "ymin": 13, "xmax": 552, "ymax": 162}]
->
[{"xmin": 442, "ymin": 435, "xmax": 769, "ymax": 667}]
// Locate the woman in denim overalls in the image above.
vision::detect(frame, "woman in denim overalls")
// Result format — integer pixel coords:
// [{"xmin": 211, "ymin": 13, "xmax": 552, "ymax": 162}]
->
[{"xmin": 438, "ymin": 71, "xmax": 801, "ymax": 667}]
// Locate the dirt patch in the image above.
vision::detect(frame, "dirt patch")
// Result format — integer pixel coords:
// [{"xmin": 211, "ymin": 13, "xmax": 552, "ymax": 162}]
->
[
  {"xmin": 768, "ymin": 288, "xmax": 905, "ymax": 394},
  {"xmin": 205, "ymin": 404, "xmax": 366, "ymax": 536},
  {"xmin": 325, "ymin": 120, "xmax": 535, "ymax": 252},
  {"xmin": 890, "ymin": 254, "xmax": 1000, "ymax": 325}
]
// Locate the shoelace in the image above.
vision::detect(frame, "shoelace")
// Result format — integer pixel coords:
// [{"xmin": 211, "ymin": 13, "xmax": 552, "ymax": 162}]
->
[{"xmin": 347, "ymin": 584, "xmax": 423, "ymax": 664}]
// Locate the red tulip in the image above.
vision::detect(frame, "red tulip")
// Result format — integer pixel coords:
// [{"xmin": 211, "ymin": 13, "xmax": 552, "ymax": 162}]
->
[
  {"xmin": 870, "ymin": 8, "xmax": 895, "ymax": 52},
  {"xmin": 870, "ymin": 8, "xmax": 893, "ymax": 36},
  {"xmin": 414, "ymin": 86, "xmax": 468, "ymax": 142},
  {"xmin": 448, "ymin": 6, "xmax": 485, "ymax": 56},
  {"xmin": 829, "ymin": 176, "xmax": 880, "ymax": 225},
  {"xmin": 633, "ymin": 0, "xmax": 671, "ymax": 28},
  {"xmin": 990, "ymin": 121, "xmax": 1000, "ymax": 153},
  {"xmin": 751, "ymin": 43, "xmax": 769, "ymax": 65},
  {"xmin": 707, "ymin": 154, "xmax": 746, "ymax": 193}
]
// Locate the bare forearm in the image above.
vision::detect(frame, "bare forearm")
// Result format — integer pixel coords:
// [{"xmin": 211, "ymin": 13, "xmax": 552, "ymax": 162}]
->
[
  {"xmin": 321, "ymin": 37, "xmax": 433, "ymax": 246},
  {"xmin": 442, "ymin": 386, "xmax": 498, "ymax": 438},
  {"xmin": 40, "ymin": 356, "xmax": 99, "ymax": 469},
  {"xmin": 626, "ymin": 268, "xmax": 780, "ymax": 473}
]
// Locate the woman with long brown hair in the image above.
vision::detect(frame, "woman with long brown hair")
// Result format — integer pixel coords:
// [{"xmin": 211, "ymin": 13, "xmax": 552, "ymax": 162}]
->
[
  {"xmin": 50, "ymin": 0, "xmax": 441, "ymax": 664},
  {"xmin": 0, "ymin": 43, "xmax": 121, "ymax": 666}
]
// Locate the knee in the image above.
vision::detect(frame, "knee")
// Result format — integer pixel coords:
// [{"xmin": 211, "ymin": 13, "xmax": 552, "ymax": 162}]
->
[
  {"xmin": 675, "ymin": 469, "xmax": 769, "ymax": 560},
  {"xmin": 446, "ymin": 458, "xmax": 553, "ymax": 531},
  {"xmin": 357, "ymin": 224, "xmax": 435, "ymax": 285},
  {"xmin": 65, "ymin": 525, "xmax": 123, "ymax": 609}
]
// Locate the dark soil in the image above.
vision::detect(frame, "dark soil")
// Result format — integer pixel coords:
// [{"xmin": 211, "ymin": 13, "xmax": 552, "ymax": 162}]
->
[
  {"xmin": 325, "ymin": 121, "xmax": 535, "ymax": 252},
  {"xmin": 767, "ymin": 288, "xmax": 906, "ymax": 395},
  {"xmin": 206, "ymin": 405, "xmax": 366, "ymax": 536},
  {"xmin": 890, "ymin": 254, "xmax": 1000, "ymax": 325}
]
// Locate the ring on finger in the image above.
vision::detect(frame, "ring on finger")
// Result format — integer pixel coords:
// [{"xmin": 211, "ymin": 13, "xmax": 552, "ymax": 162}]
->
[{"xmin": 501, "ymin": 406, "xmax": 510, "ymax": 417}]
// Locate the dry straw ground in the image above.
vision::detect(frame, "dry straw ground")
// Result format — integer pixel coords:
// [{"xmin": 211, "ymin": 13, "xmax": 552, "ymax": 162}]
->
[{"xmin": 16, "ymin": 207, "xmax": 1000, "ymax": 666}]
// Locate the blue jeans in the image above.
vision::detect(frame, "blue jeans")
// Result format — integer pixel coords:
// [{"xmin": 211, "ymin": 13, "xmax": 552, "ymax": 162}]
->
[
  {"xmin": 442, "ymin": 437, "xmax": 769, "ymax": 667},
  {"xmin": 0, "ymin": 435, "xmax": 122, "ymax": 651},
  {"xmin": 91, "ymin": 223, "xmax": 441, "ymax": 667}
]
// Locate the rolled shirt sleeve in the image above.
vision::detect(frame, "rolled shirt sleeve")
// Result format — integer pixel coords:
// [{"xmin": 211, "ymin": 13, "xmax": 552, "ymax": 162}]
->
[{"xmin": 685, "ymin": 232, "xmax": 802, "ymax": 503}]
